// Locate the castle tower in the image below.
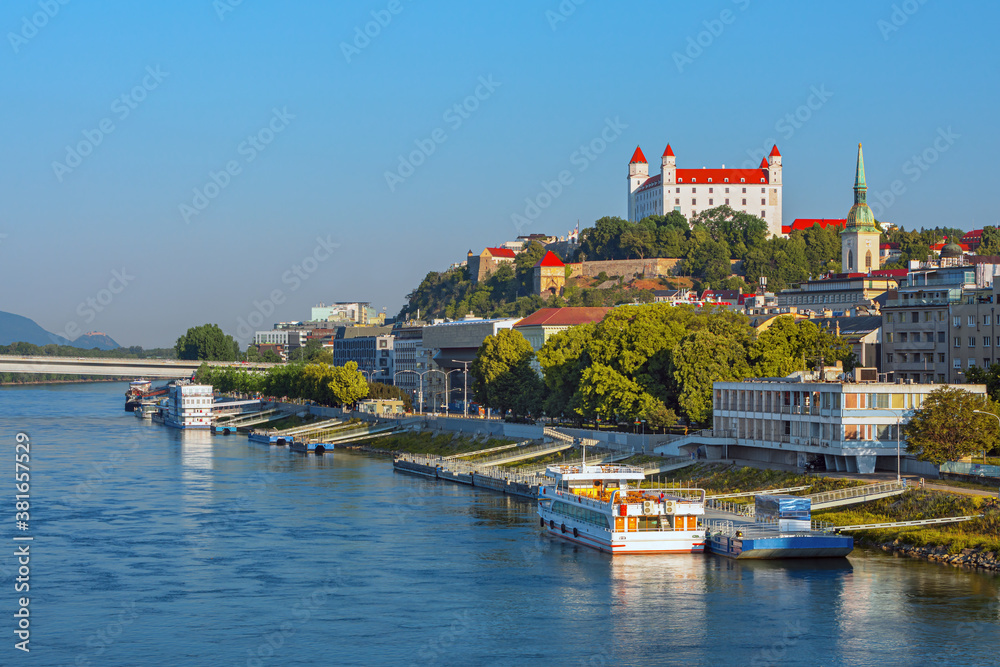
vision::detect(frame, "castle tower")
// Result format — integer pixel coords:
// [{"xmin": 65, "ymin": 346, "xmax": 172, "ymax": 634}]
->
[
  {"xmin": 533, "ymin": 251, "xmax": 566, "ymax": 297},
  {"xmin": 841, "ymin": 143, "xmax": 881, "ymax": 273},
  {"xmin": 661, "ymin": 144, "xmax": 676, "ymax": 185},
  {"xmin": 767, "ymin": 144, "xmax": 781, "ymax": 185},
  {"xmin": 627, "ymin": 146, "xmax": 648, "ymax": 222}
]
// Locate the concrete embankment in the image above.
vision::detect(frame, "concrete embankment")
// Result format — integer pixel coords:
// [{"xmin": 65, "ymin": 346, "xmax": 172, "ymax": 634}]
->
[{"xmin": 393, "ymin": 458, "xmax": 539, "ymax": 500}]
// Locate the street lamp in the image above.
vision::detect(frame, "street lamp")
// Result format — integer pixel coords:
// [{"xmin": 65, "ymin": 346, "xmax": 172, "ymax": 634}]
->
[
  {"xmin": 395, "ymin": 369, "xmax": 430, "ymax": 414},
  {"xmin": 973, "ymin": 410, "xmax": 999, "ymax": 464},
  {"xmin": 446, "ymin": 359, "xmax": 473, "ymax": 419},
  {"xmin": 886, "ymin": 408, "xmax": 906, "ymax": 483}
]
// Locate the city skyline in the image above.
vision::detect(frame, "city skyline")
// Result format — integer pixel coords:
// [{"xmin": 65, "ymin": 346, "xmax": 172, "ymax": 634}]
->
[{"xmin": 3, "ymin": 1, "xmax": 997, "ymax": 347}]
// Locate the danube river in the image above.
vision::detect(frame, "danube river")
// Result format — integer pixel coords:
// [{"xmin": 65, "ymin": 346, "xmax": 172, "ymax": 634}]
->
[{"xmin": 2, "ymin": 382, "xmax": 999, "ymax": 666}]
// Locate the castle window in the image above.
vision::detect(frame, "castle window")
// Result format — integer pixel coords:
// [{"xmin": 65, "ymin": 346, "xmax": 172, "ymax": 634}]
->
[
  {"xmin": 742, "ymin": 188, "xmax": 747, "ymax": 193},
  {"xmin": 761, "ymin": 188, "xmax": 765, "ymax": 193},
  {"xmin": 761, "ymin": 199, "xmax": 766, "ymax": 205},
  {"xmin": 725, "ymin": 199, "xmax": 729, "ymax": 205},
  {"xmin": 708, "ymin": 179, "xmax": 712, "ymax": 183},
  {"xmin": 761, "ymin": 210, "xmax": 766, "ymax": 218},
  {"xmin": 709, "ymin": 199, "xmax": 714, "ymax": 205},
  {"xmin": 865, "ymin": 250, "xmax": 872, "ymax": 269},
  {"xmin": 740, "ymin": 178, "xmax": 745, "ymax": 183},
  {"xmin": 709, "ymin": 187, "xmax": 713, "ymax": 193},
  {"xmin": 742, "ymin": 199, "xmax": 747, "ymax": 205},
  {"xmin": 678, "ymin": 178, "xmax": 683, "ymax": 183},
  {"xmin": 725, "ymin": 188, "xmax": 729, "ymax": 193},
  {"xmin": 692, "ymin": 188, "xmax": 696, "ymax": 193},
  {"xmin": 675, "ymin": 199, "xmax": 680, "ymax": 205},
  {"xmin": 692, "ymin": 199, "xmax": 697, "ymax": 205},
  {"xmin": 724, "ymin": 178, "xmax": 729, "ymax": 183},
  {"xmin": 760, "ymin": 178, "xmax": 765, "ymax": 183},
  {"xmin": 692, "ymin": 178, "xmax": 697, "ymax": 183}
]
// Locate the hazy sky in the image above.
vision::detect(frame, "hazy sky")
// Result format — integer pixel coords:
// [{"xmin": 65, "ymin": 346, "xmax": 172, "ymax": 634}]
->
[{"xmin": 3, "ymin": 1, "xmax": 997, "ymax": 347}]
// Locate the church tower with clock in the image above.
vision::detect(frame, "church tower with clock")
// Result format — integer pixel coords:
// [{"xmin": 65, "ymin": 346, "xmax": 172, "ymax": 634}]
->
[{"xmin": 841, "ymin": 143, "xmax": 881, "ymax": 273}]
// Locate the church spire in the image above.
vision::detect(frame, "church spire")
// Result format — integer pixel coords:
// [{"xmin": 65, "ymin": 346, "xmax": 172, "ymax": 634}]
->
[{"xmin": 854, "ymin": 143, "xmax": 867, "ymax": 205}]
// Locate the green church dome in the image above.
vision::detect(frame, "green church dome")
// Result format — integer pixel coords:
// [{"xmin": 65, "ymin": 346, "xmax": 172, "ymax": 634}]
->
[
  {"xmin": 843, "ymin": 143, "xmax": 878, "ymax": 232},
  {"xmin": 940, "ymin": 242, "xmax": 964, "ymax": 259}
]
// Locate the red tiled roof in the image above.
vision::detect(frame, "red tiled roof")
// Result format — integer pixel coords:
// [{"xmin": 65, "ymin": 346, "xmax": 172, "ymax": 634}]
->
[
  {"xmin": 534, "ymin": 250, "xmax": 565, "ymax": 268},
  {"xmin": 759, "ymin": 157, "xmax": 769, "ymax": 169},
  {"xmin": 869, "ymin": 269, "xmax": 908, "ymax": 278},
  {"xmin": 962, "ymin": 229, "xmax": 983, "ymax": 240},
  {"xmin": 769, "ymin": 145, "xmax": 781, "ymax": 157},
  {"xmin": 635, "ymin": 167, "xmax": 770, "ymax": 194},
  {"xmin": 781, "ymin": 218, "xmax": 846, "ymax": 234},
  {"xmin": 630, "ymin": 146, "xmax": 647, "ymax": 164},
  {"xmin": 635, "ymin": 174, "xmax": 662, "ymax": 193},
  {"xmin": 485, "ymin": 247, "xmax": 516, "ymax": 259},
  {"xmin": 676, "ymin": 168, "xmax": 767, "ymax": 184},
  {"xmin": 514, "ymin": 307, "xmax": 611, "ymax": 328},
  {"xmin": 663, "ymin": 144, "xmax": 674, "ymax": 157},
  {"xmin": 930, "ymin": 241, "xmax": 970, "ymax": 251},
  {"xmin": 880, "ymin": 243, "xmax": 900, "ymax": 250}
]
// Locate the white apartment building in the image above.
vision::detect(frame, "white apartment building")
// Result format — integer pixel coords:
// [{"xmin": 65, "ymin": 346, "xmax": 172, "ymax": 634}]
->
[{"xmin": 164, "ymin": 383, "xmax": 214, "ymax": 430}]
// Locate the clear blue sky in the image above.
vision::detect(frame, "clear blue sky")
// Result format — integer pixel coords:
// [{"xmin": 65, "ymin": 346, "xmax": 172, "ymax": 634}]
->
[{"xmin": 3, "ymin": 0, "xmax": 997, "ymax": 347}]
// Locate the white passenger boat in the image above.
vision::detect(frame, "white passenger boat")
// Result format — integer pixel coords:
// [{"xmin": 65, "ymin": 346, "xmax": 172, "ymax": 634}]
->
[{"xmin": 537, "ymin": 463, "xmax": 706, "ymax": 554}]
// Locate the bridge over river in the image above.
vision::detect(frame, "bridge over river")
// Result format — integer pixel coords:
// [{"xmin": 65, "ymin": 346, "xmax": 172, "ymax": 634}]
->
[{"xmin": 0, "ymin": 355, "xmax": 277, "ymax": 379}]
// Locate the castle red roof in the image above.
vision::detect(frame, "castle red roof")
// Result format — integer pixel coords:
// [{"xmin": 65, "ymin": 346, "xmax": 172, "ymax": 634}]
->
[
  {"xmin": 769, "ymin": 145, "xmax": 781, "ymax": 157},
  {"xmin": 663, "ymin": 144, "xmax": 674, "ymax": 157},
  {"xmin": 676, "ymin": 169, "xmax": 767, "ymax": 184},
  {"xmin": 630, "ymin": 146, "xmax": 647, "ymax": 164},
  {"xmin": 759, "ymin": 157, "xmax": 769, "ymax": 169},
  {"xmin": 514, "ymin": 307, "xmax": 610, "ymax": 328},
  {"xmin": 534, "ymin": 251, "xmax": 565, "ymax": 268},
  {"xmin": 485, "ymin": 247, "xmax": 516, "ymax": 259},
  {"xmin": 780, "ymin": 218, "xmax": 846, "ymax": 235}
]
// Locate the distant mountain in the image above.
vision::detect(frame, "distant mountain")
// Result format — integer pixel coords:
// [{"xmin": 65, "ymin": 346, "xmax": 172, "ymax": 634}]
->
[
  {"xmin": 71, "ymin": 332, "xmax": 121, "ymax": 351},
  {"xmin": 0, "ymin": 311, "xmax": 120, "ymax": 350}
]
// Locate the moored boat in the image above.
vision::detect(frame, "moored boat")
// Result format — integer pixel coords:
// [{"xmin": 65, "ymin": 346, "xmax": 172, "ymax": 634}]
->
[{"xmin": 537, "ymin": 463, "xmax": 706, "ymax": 554}]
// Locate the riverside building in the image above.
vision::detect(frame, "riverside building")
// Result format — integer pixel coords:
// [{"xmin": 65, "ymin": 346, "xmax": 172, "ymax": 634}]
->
[{"xmin": 711, "ymin": 371, "xmax": 986, "ymax": 475}]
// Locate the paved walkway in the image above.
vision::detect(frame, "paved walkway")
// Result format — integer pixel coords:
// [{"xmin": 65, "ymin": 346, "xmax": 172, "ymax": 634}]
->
[{"xmin": 816, "ymin": 471, "xmax": 1000, "ymax": 498}]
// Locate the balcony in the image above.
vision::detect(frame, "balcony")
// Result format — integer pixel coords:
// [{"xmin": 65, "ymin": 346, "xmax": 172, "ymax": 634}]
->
[
  {"xmin": 886, "ymin": 361, "xmax": 939, "ymax": 371},
  {"xmin": 888, "ymin": 340, "xmax": 939, "ymax": 351},
  {"xmin": 884, "ymin": 297, "xmax": 957, "ymax": 308}
]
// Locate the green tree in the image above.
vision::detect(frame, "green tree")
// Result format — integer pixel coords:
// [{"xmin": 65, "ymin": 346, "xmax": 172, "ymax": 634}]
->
[
  {"xmin": 905, "ymin": 387, "xmax": 997, "ymax": 464},
  {"xmin": 471, "ymin": 329, "xmax": 542, "ymax": 418},
  {"xmin": 979, "ymin": 226, "xmax": 1000, "ymax": 257},
  {"xmin": 174, "ymin": 324, "xmax": 239, "ymax": 361},
  {"xmin": 536, "ymin": 323, "xmax": 595, "ymax": 420},
  {"xmin": 260, "ymin": 349, "xmax": 282, "ymax": 363},
  {"xmin": 576, "ymin": 363, "xmax": 657, "ymax": 423},
  {"xmin": 967, "ymin": 364, "xmax": 1000, "ymax": 402},
  {"xmin": 328, "ymin": 361, "xmax": 369, "ymax": 407},
  {"xmin": 669, "ymin": 328, "xmax": 752, "ymax": 424},
  {"xmin": 514, "ymin": 241, "xmax": 548, "ymax": 295},
  {"xmin": 642, "ymin": 400, "xmax": 678, "ymax": 431}
]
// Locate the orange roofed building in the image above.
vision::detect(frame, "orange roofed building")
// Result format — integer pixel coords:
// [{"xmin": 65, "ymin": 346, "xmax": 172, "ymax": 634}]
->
[
  {"xmin": 468, "ymin": 246, "xmax": 517, "ymax": 283},
  {"xmin": 533, "ymin": 250, "xmax": 566, "ymax": 296},
  {"xmin": 514, "ymin": 307, "xmax": 611, "ymax": 371}
]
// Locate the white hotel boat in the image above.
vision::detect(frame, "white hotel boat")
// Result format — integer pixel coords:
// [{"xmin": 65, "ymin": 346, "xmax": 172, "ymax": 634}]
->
[{"xmin": 537, "ymin": 463, "xmax": 706, "ymax": 554}]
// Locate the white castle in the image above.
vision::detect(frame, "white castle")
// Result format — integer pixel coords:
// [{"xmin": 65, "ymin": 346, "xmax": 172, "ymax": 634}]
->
[{"xmin": 627, "ymin": 144, "xmax": 784, "ymax": 237}]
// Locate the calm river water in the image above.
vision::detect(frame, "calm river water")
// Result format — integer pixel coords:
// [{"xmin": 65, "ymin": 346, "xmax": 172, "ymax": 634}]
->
[{"xmin": 2, "ymin": 382, "xmax": 999, "ymax": 666}]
